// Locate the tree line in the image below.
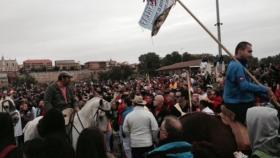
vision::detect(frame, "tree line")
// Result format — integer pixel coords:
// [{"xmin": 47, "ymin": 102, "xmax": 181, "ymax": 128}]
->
[
  {"xmin": 138, "ymin": 51, "xmax": 280, "ymax": 76},
  {"xmin": 93, "ymin": 51, "xmax": 280, "ymax": 81},
  {"xmin": 11, "ymin": 52, "xmax": 280, "ymax": 83}
]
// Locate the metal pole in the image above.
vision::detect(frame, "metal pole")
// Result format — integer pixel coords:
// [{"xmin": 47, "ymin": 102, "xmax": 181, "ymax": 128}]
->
[{"xmin": 215, "ymin": 0, "xmax": 222, "ymax": 57}]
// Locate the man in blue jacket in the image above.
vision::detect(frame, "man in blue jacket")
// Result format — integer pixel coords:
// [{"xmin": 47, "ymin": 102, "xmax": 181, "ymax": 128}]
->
[{"xmin": 223, "ymin": 41, "xmax": 274, "ymax": 124}]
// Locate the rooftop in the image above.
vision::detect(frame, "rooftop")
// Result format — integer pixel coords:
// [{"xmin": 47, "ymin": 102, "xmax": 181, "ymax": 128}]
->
[
  {"xmin": 55, "ymin": 60, "xmax": 76, "ymax": 64},
  {"xmin": 24, "ymin": 59, "xmax": 52, "ymax": 64},
  {"xmin": 157, "ymin": 59, "xmax": 202, "ymax": 71}
]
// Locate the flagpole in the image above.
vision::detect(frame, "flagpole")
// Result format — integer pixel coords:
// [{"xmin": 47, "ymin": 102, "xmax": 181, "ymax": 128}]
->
[
  {"xmin": 186, "ymin": 70, "xmax": 192, "ymax": 112},
  {"xmin": 176, "ymin": 0, "xmax": 280, "ymax": 107},
  {"xmin": 215, "ymin": 0, "xmax": 222, "ymax": 57}
]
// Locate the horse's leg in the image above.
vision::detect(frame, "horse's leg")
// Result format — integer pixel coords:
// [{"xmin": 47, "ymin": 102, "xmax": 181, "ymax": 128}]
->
[{"xmin": 72, "ymin": 126, "xmax": 80, "ymax": 150}]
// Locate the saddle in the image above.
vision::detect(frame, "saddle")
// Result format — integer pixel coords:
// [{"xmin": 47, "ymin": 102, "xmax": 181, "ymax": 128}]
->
[{"xmin": 219, "ymin": 105, "xmax": 251, "ymax": 151}]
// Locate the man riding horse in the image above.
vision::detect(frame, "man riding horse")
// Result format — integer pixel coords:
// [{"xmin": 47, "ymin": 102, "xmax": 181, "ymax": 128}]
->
[{"xmin": 44, "ymin": 71, "xmax": 79, "ymax": 113}]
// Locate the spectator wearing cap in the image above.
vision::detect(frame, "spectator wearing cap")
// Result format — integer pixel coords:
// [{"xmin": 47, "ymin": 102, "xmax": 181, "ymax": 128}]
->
[
  {"xmin": 123, "ymin": 95, "xmax": 159, "ymax": 158},
  {"xmin": 44, "ymin": 71, "xmax": 78, "ymax": 112}
]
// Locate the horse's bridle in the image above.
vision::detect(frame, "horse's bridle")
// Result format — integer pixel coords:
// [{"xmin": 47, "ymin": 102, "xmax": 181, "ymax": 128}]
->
[
  {"xmin": 1, "ymin": 100, "xmax": 14, "ymax": 113},
  {"xmin": 1, "ymin": 100, "xmax": 19, "ymax": 126},
  {"xmin": 1, "ymin": 104, "xmax": 8, "ymax": 112},
  {"xmin": 70, "ymin": 99, "xmax": 111, "ymax": 135}
]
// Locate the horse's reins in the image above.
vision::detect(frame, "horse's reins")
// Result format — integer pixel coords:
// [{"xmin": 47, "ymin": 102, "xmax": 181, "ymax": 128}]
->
[
  {"xmin": 70, "ymin": 99, "xmax": 110, "ymax": 135},
  {"xmin": 70, "ymin": 112, "xmax": 83, "ymax": 135}
]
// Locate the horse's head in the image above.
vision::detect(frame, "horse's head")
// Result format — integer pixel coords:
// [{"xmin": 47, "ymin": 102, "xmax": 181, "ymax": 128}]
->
[
  {"xmin": 0, "ymin": 98, "xmax": 16, "ymax": 113},
  {"xmin": 0, "ymin": 98, "xmax": 19, "ymax": 125},
  {"xmin": 97, "ymin": 98, "xmax": 113, "ymax": 120},
  {"xmin": 80, "ymin": 97, "xmax": 112, "ymax": 132}
]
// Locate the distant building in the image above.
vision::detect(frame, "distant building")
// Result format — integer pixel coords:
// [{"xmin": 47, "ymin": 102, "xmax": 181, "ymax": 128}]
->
[
  {"xmin": 107, "ymin": 59, "xmax": 118, "ymax": 68},
  {"xmin": 157, "ymin": 59, "xmax": 203, "ymax": 74},
  {"xmin": 85, "ymin": 61, "xmax": 107, "ymax": 71},
  {"xmin": 0, "ymin": 56, "xmax": 19, "ymax": 72},
  {"xmin": 84, "ymin": 60, "xmax": 118, "ymax": 71},
  {"xmin": 23, "ymin": 59, "xmax": 52, "ymax": 71},
  {"xmin": 0, "ymin": 73, "xmax": 8, "ymax": 87},
  {"xmin": 55, "ymin": 60, "xmax": 81, "ymax": 70}
]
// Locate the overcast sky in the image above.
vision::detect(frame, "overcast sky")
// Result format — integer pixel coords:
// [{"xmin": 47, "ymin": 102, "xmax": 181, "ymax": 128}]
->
[{"xmin": 1, "ymin": 0, "xmax": 280, "ymax": 64}]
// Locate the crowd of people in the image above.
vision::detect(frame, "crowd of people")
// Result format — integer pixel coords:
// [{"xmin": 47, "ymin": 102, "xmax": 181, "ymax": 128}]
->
[{"xmin": 0, "ymin": 41, "xmax": 280, "ymax": 158}]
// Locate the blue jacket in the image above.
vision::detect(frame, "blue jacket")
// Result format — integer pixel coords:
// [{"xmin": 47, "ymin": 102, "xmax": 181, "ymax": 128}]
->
[
  {"xmin": 122, "ymin": 106, "xmax": 133, "ymax": 120},
  {"xmin": 223, "ymin": 60, "xmax": 268, "ymax": 104},
  {"xmin": 147, "ymin": 141, "xmax": 193, "ymax": 158}
]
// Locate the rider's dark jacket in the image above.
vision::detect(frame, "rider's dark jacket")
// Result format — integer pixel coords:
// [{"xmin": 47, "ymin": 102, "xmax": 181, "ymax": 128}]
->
[{"xmin": 44, "ymin": 82, "xmax": 77, "ymax": 112}]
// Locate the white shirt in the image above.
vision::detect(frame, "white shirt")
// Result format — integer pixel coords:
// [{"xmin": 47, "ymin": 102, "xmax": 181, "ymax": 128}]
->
[
  {"xmin": 32, "ymin": 107, "xmax": 38, "ymax": 118},
  {"xmin": 199, "ymin": 93, "xmax": 207, "ymax": 101},
  {"xmin": 14, "ymin": 110, "xmax": 23, "ymax": 137},
  {"xmin": 202, "ymin": 107, "xmax": 215, "ymax": 115},
  {"xmin": 123, "ymin": 106, "xmax": 159, "ymax": 148}
]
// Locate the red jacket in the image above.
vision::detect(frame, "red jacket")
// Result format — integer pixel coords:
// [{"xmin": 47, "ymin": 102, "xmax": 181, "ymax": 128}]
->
[
  {"xmin": 275, "ymin": 89, "xmax": 280, "ymax": 102},
  {"xmin": 210, "ymin": 96, "xmax": 223, "ymax": 109},
  {"xmin": 117, "ymin": 101, "xmax": 126, "ymax": 126}
]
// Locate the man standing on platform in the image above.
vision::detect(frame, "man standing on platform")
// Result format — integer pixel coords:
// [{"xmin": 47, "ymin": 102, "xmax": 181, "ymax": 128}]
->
[{"xmin": 223, "ymin": 41, "xmax": 275, "ymax": 124}]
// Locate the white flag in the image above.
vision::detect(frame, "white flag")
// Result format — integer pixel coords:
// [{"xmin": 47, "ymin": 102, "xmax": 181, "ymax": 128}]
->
[{"xmin": 139, "ymin": 0, "xmax": 175, "ymax": 36}]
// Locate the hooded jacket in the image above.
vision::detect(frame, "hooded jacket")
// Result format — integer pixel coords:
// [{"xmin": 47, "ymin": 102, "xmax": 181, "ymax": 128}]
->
[
  {"xmin": 246, "ymin": 106, "xmax": 280, "ymax": 158},
  {"xmin": 223, "ymin": 60, "xmax": 268, "ymax": 104}
]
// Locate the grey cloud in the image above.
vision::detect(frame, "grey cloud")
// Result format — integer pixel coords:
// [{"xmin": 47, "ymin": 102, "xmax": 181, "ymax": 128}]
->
[{"xmin": 0, "ymin": 0, "xmax": 279, "ymax": 64}]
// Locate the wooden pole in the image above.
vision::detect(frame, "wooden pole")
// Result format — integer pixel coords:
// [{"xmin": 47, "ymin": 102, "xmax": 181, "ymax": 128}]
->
[
  {"xmin": 186, "ymin": 70, "xmax": 192, "ymax": 112},
  {"xmin": 176, "ymin": 0, "xmax": 280, "ymax": 108}
]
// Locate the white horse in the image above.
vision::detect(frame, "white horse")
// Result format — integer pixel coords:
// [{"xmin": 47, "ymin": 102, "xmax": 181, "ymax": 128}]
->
[
  {"xmin": 0, "ymin": 97, "xmax": 16, "ymax": 113},
  {"xmin": 0, "ymin": 97, "xmax": 23, "ymax": 138},
  {"xmin": 0, "ymin": 97, "xmax": 20, "ymax": 124},
  {"xmin": 23, "ymin": 96, "xmax": 112, "ymax": 149}
]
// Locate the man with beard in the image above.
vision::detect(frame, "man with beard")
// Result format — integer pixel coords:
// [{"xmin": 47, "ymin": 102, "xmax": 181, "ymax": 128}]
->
[
  {"xmin": 44, "ymin": 71, "xmax": 78, "ymax": 112},
  {"xmin": 223, "ymin": 41, "xmax": 275, "ymax": 124}
]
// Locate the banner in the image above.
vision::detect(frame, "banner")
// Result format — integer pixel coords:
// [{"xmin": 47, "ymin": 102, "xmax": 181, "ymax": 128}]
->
[{"xmin": 139, "ymin": 0, "xmax": 175, "ymax": 36}]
